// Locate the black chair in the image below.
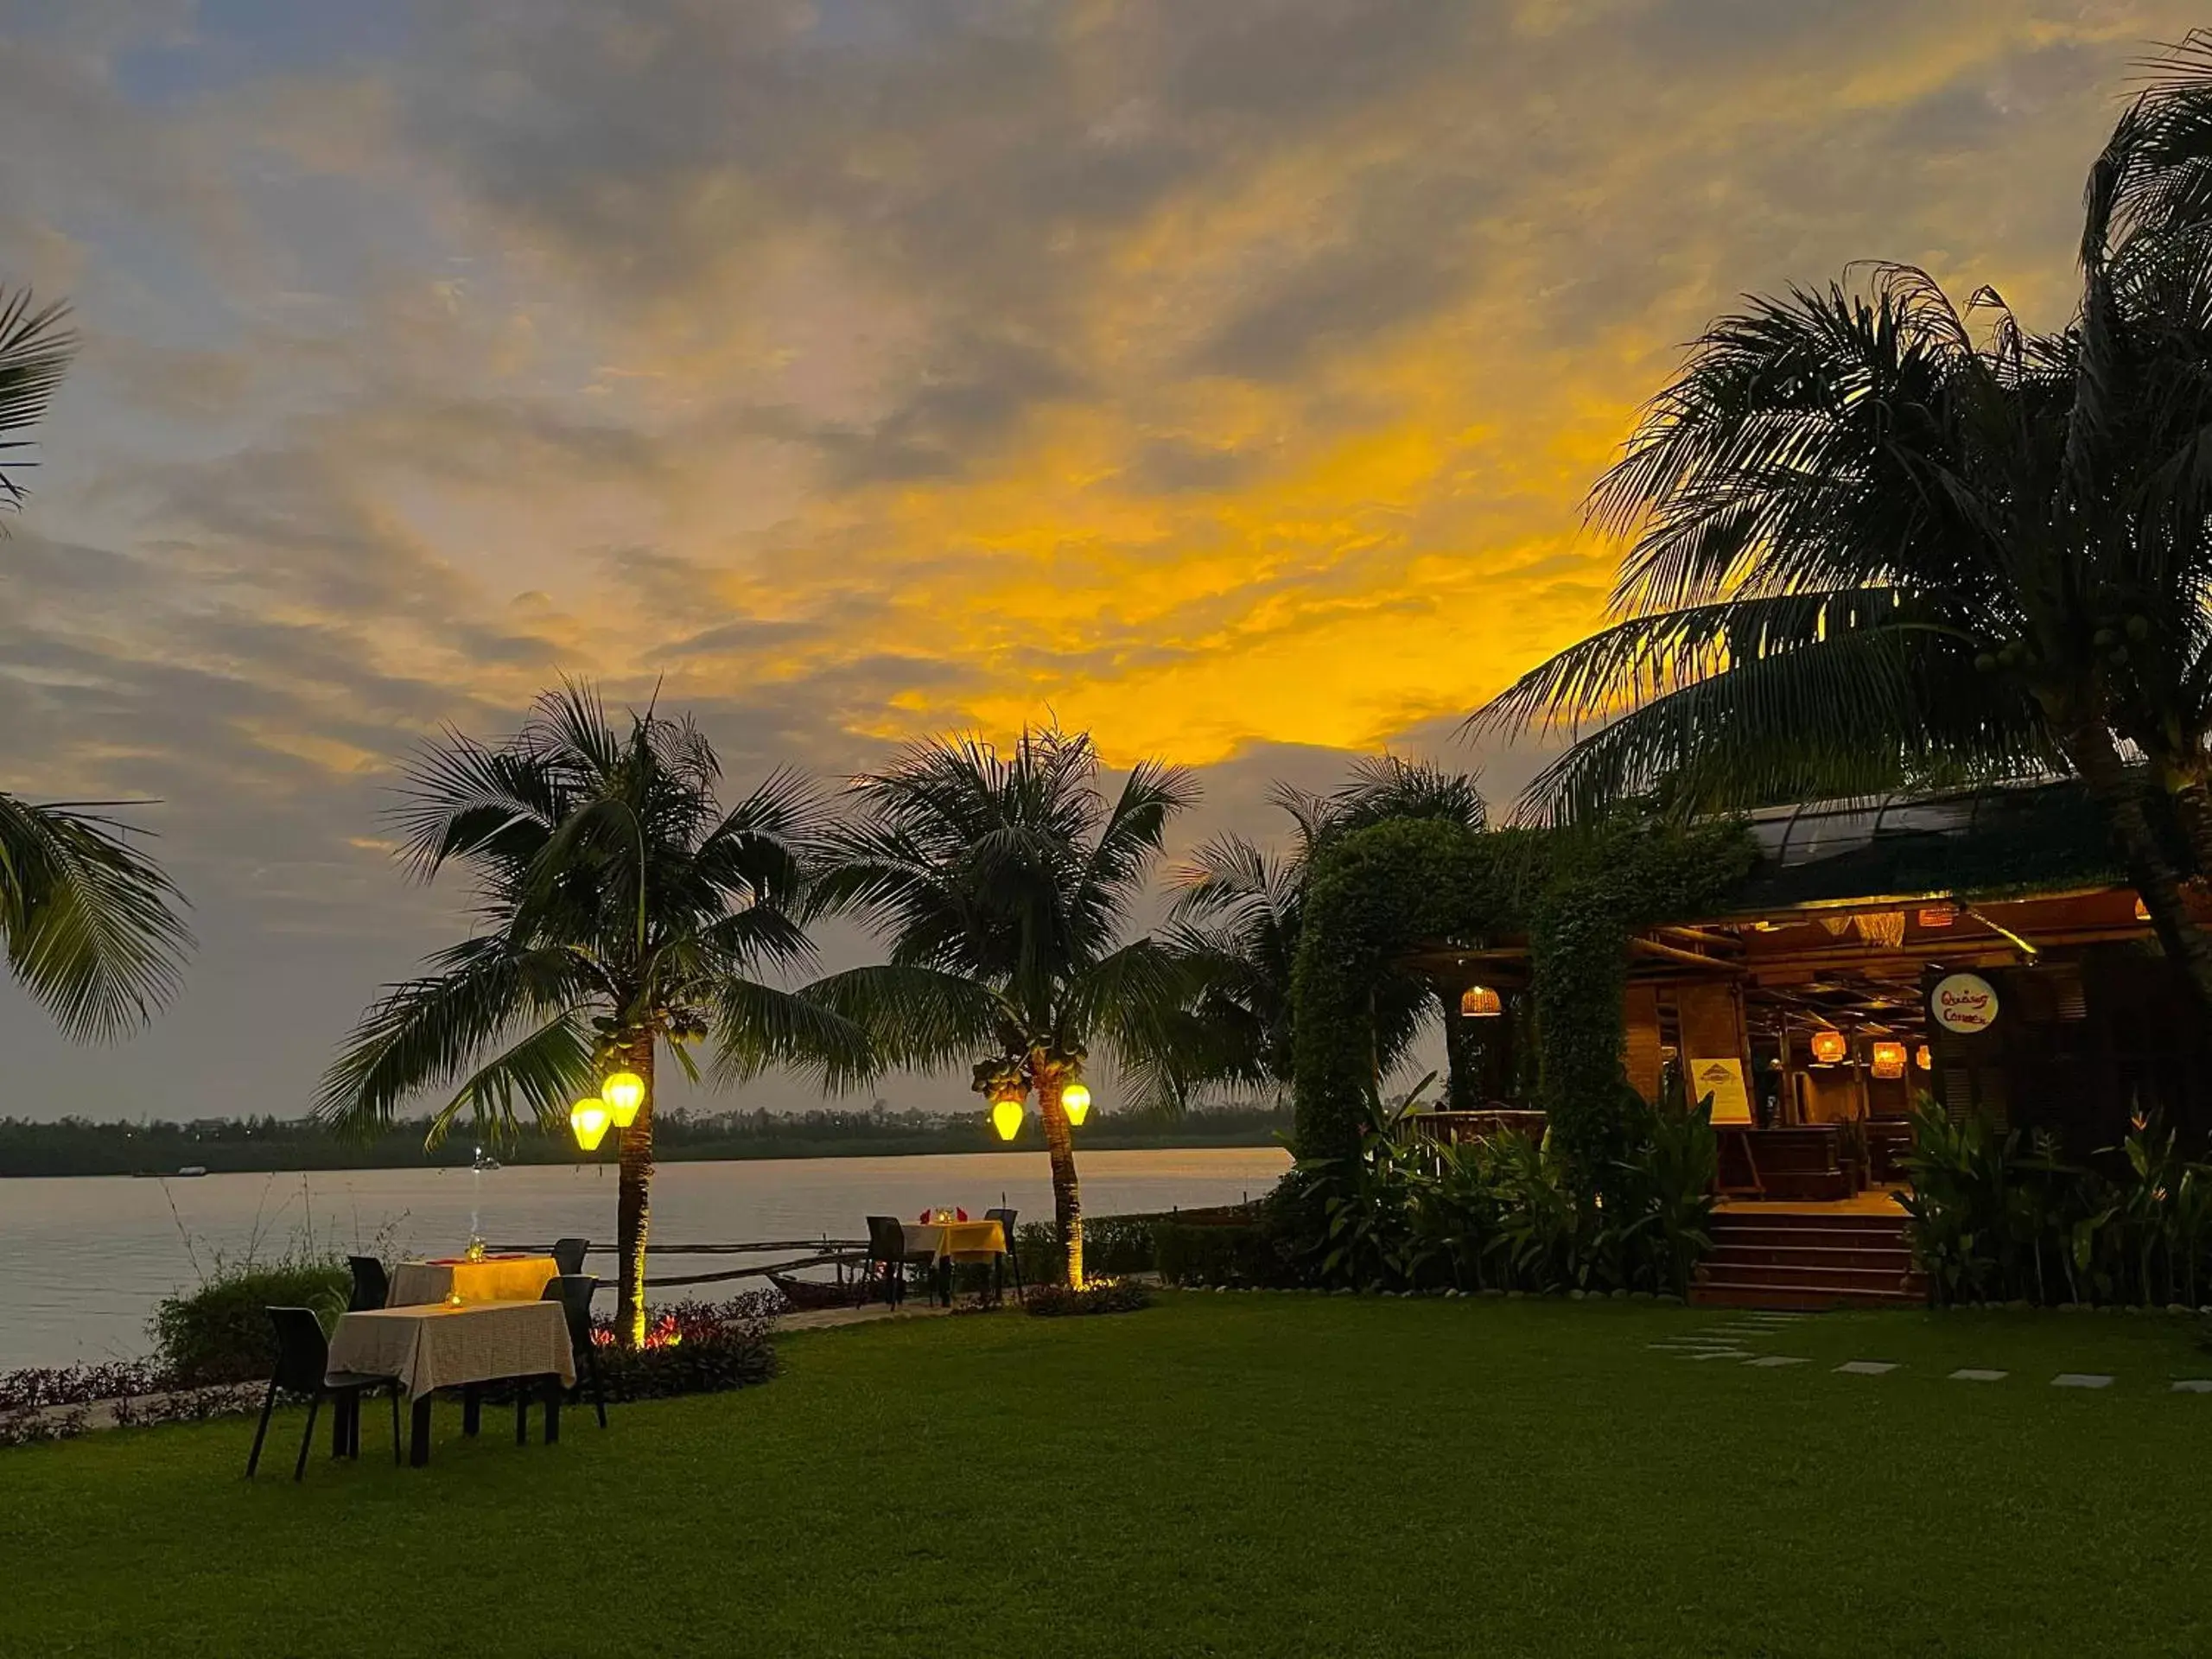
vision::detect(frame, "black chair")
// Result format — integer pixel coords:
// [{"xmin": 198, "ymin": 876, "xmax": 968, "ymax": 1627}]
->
[
  {"xmin": 346, "ymin": 1255, "xmax": 389, "ymax": 1312},
  {"xmin": 864, "ymin": 1217, "xmax": 934, "ymax": 1306},
  {"xmin": 986, "ymin": 1207, "xmax": 1022, "ymax": 1304},
  {"xmin": 541, "ymin": 1274, "xmax": 608, "ymax": 1429},
  {"xmin": 551, "ymin": 1236, "xmax": 589, "ymax": 1276},
  {"xmin": 246, "ymin": 1306, "xmax": 401, "ymax": 1481}
]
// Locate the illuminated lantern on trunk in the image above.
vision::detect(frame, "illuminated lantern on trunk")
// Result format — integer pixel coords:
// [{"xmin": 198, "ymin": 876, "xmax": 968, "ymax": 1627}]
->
[
  {"xmin": 990, "ymin": 1095, "xmax": 1025, "ymax": 1142},
  {"xmin": 1060, "ymin": 1082, "xmax": 1092, "ymax": 1126},
  {"xmin": 602, "ymin": 1070, "xmax": 645, "ymax": 1128},
  {"xmin": 569, "ymin": 1097, "xmax": 611, "ymax": 1151}
]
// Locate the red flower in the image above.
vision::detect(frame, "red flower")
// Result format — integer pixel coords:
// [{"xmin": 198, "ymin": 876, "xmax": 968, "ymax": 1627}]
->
[
  {"xmin": 918, "ymin": 1210, "xmax": 929, "ymax": 1224},
  {"xmin": 956, "ymin": 1207, "xmax": 969, "ymax": 1222}
]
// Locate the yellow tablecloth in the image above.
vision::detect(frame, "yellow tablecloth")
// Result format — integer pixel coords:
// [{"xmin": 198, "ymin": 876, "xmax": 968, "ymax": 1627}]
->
[
  {"xmin": 387, "ymin": 1255, "xmax": 559, "ymax": 1308},
  {"xmin": 906, "ymin": 1220, "xmax": 1007, "ymax": 1262},
  {"xmin": 327, "ymin": 1300, "xmax": 576, "ymax": 1401}
]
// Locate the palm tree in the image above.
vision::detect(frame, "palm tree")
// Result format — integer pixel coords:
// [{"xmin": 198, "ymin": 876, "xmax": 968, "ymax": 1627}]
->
[
  {"xmin": 1167, "ymin": 757, "xmax": 1488, "ymax": 1106},
  {"xmin": 1472, "ymin": 41, "xmax": 2212, "ymax": 1001},
  {"xmin": 317, "ymin": 684, "xmax": 849, "ymax": 1345},
  {"xmin": 798, "ymin": 728, "xmax": 1196, "ymax": 1287},
  {"xmin": 0, "ymin": 287, "xmax": 193, "ymax": 1039}
]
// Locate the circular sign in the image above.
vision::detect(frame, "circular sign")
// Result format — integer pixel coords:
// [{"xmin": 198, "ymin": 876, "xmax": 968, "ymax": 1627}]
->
[{"xmin": 1930, "ymin": 972, "xmax": 1999, "ymax": 1034}]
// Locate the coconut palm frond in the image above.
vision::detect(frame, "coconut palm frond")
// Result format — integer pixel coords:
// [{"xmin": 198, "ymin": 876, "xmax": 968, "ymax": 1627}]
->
[{"xmin": 0, "ymin": 793, "xmax": 193, "ymax": 1041}]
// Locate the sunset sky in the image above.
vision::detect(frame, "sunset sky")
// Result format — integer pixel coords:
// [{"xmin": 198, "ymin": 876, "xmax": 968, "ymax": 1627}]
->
[{"xmin": 1, "ymin": 0, "xmax": 2199, "ymax": 1122}]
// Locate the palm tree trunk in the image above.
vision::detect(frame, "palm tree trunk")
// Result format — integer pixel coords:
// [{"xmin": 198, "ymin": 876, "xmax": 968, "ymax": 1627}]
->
[
  {"xmin": 615, "ymin": 1033, "xmax": 656, "ymax": 1349},
  {"xmin": 2167, "ymin": 772, "xmax": 2212, "ymax": 886},
  {"xmin": 1033, "ymin": 1055, "xmax": 1084, "ymax": 1288},
  {"xmin": 2055, "ymin": 714, "xmax": 2212, "ymax": 1006}
]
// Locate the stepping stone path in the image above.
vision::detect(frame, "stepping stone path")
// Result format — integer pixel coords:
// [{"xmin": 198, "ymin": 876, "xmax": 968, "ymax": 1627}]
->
[
  {"xmin": 2052, "ymin": 1373, "xmax": 2113, "ymax": 1389},
  {"xmin": 1744, "ymin": 1356, "xmax": 1809, "ymax": 1368},
  {"xmin": 2173, "ymin": 1381, "xmax": 2212, "ymax": 1393},
  {"xmin": 1949, "ymin": 1369, "xmax": 2008, "ymax": 1382},
  {"xmin": 1834, "ymin": 1361, "xmax": 1898, "ymax": 1376}
]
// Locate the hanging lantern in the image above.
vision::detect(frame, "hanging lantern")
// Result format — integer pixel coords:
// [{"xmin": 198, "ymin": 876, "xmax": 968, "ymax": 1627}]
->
[
  {"xmin": 1808, "ymin": 1027, "xmax": 1847, "ymax": 1065},
  {"xmin": 1870, "ymin": 1040, "xmax": 1907, "ymax": 1080},
  {"xmin": 1914, "ymin": 1043, "xmax": 1934, "ymax": 1072},
  {"xmin": 1459, "ymin": 984, "xmax": 1502, "ymax": 1018},
  {"xmin": 569, "ymin": 1097, "xmax": 611, "ymax": 1152},
  {"xmin": 990, "ymin": 1095, "xmax": 1025, "ymax": 1142},
  {"xmin": 1061, "ymin": 1081, "xmax": 1092, "ymax": 1126},
  {"xmin": 602, "ymin": 1070, "xmax": 645, "ymax": 1128}
]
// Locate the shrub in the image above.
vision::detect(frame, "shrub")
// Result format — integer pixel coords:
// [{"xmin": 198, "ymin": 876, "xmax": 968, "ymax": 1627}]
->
[
  {"xmin": 151, "ymin": 1260, "xmax": 351, "ymax": 1386},
  {"xmin": 1154, "ymin": 1217, "xmax": 1284, "ymax": 1287},
  {"xmin": 1011, "ymin": 1213, "xmax": 1160, "ymax": 1286},
  {"xmin": 586, "ymin": 1295, "xmax": 779, "ymax": 1402},
  {"xmin": 1024, "ymin": 1281, "xmax": 1152, "ymax": 1317}
]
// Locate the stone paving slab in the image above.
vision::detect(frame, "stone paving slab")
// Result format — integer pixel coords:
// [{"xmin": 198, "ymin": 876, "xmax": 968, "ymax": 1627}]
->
[
  {"xmin": 1744, "ymin": 1356, "xmax": 1808, "ymax": 1368},
  {"xmin": 2173, "ymin": 1380, "xmax": 2212, "ymax": 1393},
  {"xmin": 2052, "ymin": 1373, "xmax": 2113, "ymax": 1389},
  {"xmin": 1949, "ymin": 1369, "xmax": 2008, "ymax": 1382},
  {"xmin": 1834, "ymin": 1361, "xmax": 1897, "ymax": 1376}
]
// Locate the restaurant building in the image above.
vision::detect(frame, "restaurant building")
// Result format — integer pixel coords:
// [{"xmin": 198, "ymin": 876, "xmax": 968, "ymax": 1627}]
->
[{"xmin": 1408, "ymin": 780, "xmax": 2212, "ymax": 1306}]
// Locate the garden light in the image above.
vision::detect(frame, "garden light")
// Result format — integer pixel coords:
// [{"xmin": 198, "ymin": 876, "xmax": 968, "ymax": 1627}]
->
[
  {"xmin": 990, "ymin": 1095, "xmax": 1025, "ymax": 1141},
  {"xmin": 1061, "ymin": 1082, "xmax": 1091, "ymax": 1126},
  {"xmin": 1459, "ymin": 984, "xmax": 1502, "ymax": 1018},
  {"xmin": 602, "ymin": 1069, "xmax": 645, "ymax": 1128},
  {"xmin": 569, "ymin": 1096, "xmax": 611, "ymax": 1151}
]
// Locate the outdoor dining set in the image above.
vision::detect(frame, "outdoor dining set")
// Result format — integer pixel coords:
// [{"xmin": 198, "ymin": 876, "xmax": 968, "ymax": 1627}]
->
[
  {"xmin": 244, "ymin": 1239, "xmax": 607, "ymax": 1482},
  {"xmin": 862, "ymin": 1207, "xmax": 1023, "ymax": 1306}
]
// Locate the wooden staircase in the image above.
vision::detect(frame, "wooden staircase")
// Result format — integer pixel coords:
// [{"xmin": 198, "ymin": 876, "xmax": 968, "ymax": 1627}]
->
[{"xmin": 1691, "ymin": 1210, "xmax": 1926, "ymax": 1310}]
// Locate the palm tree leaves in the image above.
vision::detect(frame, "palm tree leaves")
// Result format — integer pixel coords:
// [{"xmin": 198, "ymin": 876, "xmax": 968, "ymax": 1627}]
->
[
  {"xmin": 0, "ymin": 289, "xmax": 74, "ymax": 514},
  {"xmin": 0, "ymin": 794, "xmax": 192, "ymax": 1041},
  {"xmin": 325, "ymin": 682, "xmax": 838, "ymax": 1143}
]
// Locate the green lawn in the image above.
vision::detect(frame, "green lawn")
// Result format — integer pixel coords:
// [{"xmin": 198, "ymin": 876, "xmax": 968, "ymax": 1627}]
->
[{"xmin": 8, "ymin": 1293, "xmax": 2212, "ymax": 1657}]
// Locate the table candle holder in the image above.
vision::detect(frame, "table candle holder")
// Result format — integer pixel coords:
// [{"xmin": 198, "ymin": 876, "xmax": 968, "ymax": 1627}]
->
[{"xmin": 463, "ymin": 1235, "xmax": 487, "ymax": 1262}]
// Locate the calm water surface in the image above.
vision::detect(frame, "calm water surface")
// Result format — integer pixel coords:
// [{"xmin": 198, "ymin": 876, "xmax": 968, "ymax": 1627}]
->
[{"xmin": 0, "ymin": 1146, "xmax": 1290, "ymax": 1370}]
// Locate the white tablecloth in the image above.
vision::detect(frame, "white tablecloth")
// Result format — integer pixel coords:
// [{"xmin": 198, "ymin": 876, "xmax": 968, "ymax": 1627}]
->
[{"xmin": 327, "ymin": 1300, "xmax": 576, "ymax": 1401}]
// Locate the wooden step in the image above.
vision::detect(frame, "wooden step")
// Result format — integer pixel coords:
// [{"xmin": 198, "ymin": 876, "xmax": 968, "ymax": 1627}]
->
[
  {"xmin": 1705, "ymin": 1243, "xmax": 1916, "ymax": 1273},
  {"xmin": 1712, "ymin": 1211, "xmax": 1909, "ymax": 1236},
  {"xmin": 1710, "ymin": 1225, "xmax": 1910, "ymax": 1254},
  {"xmin": 1689, "ymin": 1279, "xmax": 1924, "ymax": 1311}
]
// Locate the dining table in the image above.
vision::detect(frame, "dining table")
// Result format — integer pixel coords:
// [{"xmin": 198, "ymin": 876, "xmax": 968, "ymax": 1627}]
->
[
  {"xmin": 386, "ymin": 1253, "xmax": 560, "ymax": 1309},
  {"xmin": 325, "ymin": 1299, "xmax": 577, "ymax": 1465},
  {"xmin": 905, "ymin": 1217, "xmax": 1008, "ymax": 1304}
]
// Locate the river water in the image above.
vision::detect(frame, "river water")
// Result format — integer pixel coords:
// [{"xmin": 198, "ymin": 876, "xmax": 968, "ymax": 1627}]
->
[{"xmin": 0, "ymin": 1146, "xmax": 1291, "ymax": 1371}]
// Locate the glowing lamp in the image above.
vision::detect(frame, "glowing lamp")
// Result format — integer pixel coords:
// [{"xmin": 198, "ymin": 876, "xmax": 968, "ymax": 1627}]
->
[
  {"xmin": 1915, "ymin": 1043, "xmax": 1934, "ymax": 1072},
  {"xmin": 1459, "ymin": 985, "xmax": 1503, "ymax": 1018},
  {"xmin": 569, "ymin": 1096, "xmax": 611, "ymax": 1152},
  {"xmin": 602, "ymin": 1070, "xmax": 645, "ymax": 1128},
  {"xmin": 2135, "ymin": 896, "xmax": 2152, "ymax": 922},
  {"xmin": 1870, "ymin": 1040, "xmax": 1907, "ymax": 1080},
  {"xmin": 1808, "ymin": 1028, "xmax": 1847, "ymax": 1065},
  {"xmin": 1061, "ymin": 1082, "xmax": 1092, "ymax": 1126},
  {"xmin": 1916, "ymin": 906, "xmax": 1955, "ymax": 929},
  {"xmin": 990, "ymin": 1095, "xmax": 1025, "ymax": 1142}
]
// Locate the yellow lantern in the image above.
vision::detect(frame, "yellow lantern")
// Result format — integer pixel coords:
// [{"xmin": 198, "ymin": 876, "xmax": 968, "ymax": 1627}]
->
[
  {"xmin": 602, "ymin": 1070, "xmax": 645, "ymax": 1128},
  {"xmin": 569, "ymin": 1097, "xmax": 611, "ymax": 1152},
  {"xmin": 990, "ymin": 1095, "xmax": 1025, "ymax": 1141},
  {"xmin": 1808, "ymin": 1027, "xmax": 1847, "ymax": 1065},
  {"xmin": 1870, "ymin": 1040, "xmax": 1907, "ymax": 1080},
  {"xmin": 1915, "ymin": 1043, "xmax": 1934, "ymax": 1072},
  {"xmin": 1459, "ymin": 985, "xmax": 1502, "ymax": 1018},
  {"xmin": 1061, "ymin": 1082, "xmax": 1092, "ymax": 1126}
]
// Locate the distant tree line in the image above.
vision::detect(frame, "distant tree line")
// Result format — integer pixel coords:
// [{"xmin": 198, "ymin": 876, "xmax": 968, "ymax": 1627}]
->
[{"xmin": 0, "ymin": 1102, "xmax": 1289, "ymax": 1179}]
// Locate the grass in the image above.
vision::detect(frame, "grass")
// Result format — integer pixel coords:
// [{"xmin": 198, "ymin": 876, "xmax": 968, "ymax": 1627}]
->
[{"xmin": 8, "ymin": 1292, "xmax": 2212, "ymax": 1657}]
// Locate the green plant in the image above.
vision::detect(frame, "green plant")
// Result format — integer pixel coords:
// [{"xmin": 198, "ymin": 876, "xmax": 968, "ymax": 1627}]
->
[
  {"xmin": 150, "ymin": 1261, "xmax": 349, "ymax": 1387},
  {"xmin": 1022, "ymin": 1281, "xmax": 1152, "ymax": 1317}
]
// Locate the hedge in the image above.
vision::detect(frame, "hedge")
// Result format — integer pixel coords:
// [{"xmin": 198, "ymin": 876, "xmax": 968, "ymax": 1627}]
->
[{"xmin": 1288, "ymin": 815, "xmax": 1757, "ymax": 1192}]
